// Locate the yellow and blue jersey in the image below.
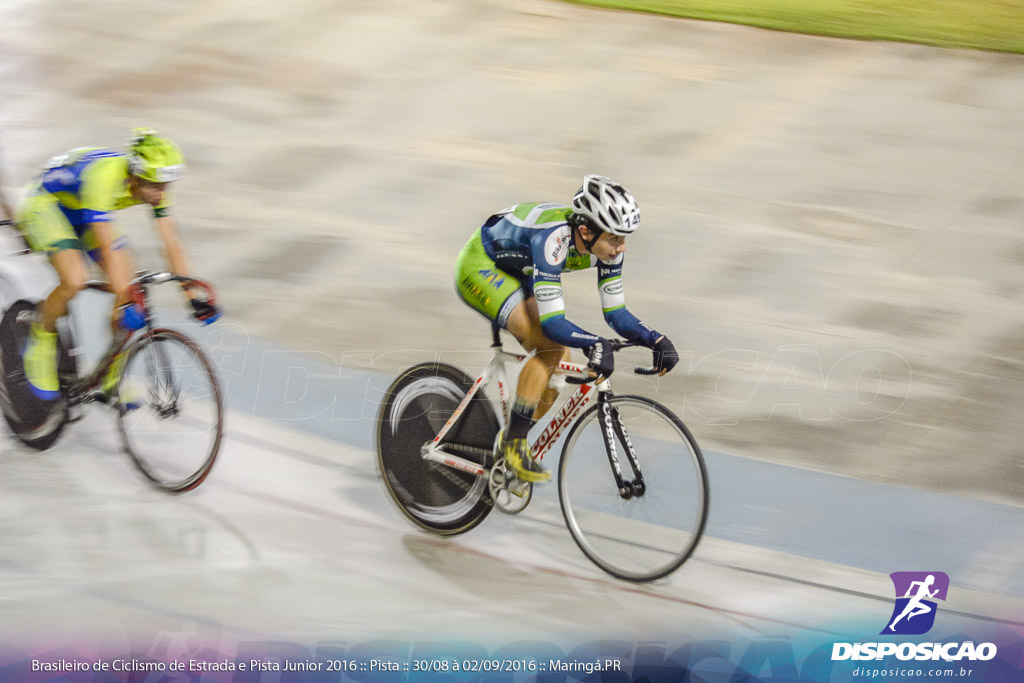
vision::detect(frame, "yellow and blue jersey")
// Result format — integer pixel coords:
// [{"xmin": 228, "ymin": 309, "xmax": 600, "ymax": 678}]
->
[
  {"xmin": 19, "ymin": 147, "xmax": 173, "ymax": 258},
  {"xmin": 38, "ymin": 147, "xmax": 173, "ymax": 225}
]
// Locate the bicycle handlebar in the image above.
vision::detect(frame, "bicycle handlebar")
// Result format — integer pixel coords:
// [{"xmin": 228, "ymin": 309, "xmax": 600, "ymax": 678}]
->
[
  {"xmin": 562, "ymin": 339, "xmax": 655, "ymax": 384},
  {"xmin": 0, "ymin": 218, "xmax": 32, "ymax": 255},
  {"xmin": 83, "ymin": 270, "xmax": 218, "ymax": 307},
  {"xmin": 134, "ymin": 271, "xmax": 216, "ymax": 299}
]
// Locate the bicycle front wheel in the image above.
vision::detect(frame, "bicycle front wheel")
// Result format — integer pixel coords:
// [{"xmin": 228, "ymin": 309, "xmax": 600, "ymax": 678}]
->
[
  {"xmin": 117, "ymin": 328, "xmax": 224, "ymax": 492},
  {"xmin": 558, "ymin": 395, "xmax": 708, "ymax": 582}
]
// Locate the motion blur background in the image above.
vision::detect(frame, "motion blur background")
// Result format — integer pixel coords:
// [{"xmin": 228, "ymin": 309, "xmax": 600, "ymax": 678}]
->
[
  {"xmin": 1, "ymin": 2, "xmax": 1021, "ymax": 505},
  {"xmin": 2, "ymin": 0, "xmax": 1022, "ymax": 505}
]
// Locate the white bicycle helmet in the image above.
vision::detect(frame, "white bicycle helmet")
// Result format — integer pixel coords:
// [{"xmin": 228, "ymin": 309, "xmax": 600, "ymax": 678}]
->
[{"xmin": 571, "ymin": 174, "xmax": 640, "ymax": 235}]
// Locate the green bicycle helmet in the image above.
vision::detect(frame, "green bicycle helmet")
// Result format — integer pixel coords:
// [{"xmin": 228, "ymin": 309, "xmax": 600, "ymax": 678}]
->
[{"xmin": 127, "ymin": 128, "xmax": 185, "ymax": 183}]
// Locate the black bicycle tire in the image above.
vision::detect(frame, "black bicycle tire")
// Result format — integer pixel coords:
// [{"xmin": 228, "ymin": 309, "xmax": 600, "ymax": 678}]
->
[
  {"xmin": 117, "ymin": 328, "xmax": 224, "ymax": 492},
  {"xmin": 557, "ymin": 394, "xmax": 709, "ymax": 582},
  {"xmin": 376, "ymin": 361, "xmax": 499, "ymax": 536},
  {"xmin": 0, "ymin": 299, "xmax": 71, "ymax": 450}
]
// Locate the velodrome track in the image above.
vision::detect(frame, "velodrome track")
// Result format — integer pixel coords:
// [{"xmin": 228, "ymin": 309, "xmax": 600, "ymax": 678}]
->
[
  {"xmin": 1, "ymin": 369, "xmax": 1022, "ymax": 648},
  {"xmin": 0, "ymin": 255, "xmax": 1020, "ymax": 649}
]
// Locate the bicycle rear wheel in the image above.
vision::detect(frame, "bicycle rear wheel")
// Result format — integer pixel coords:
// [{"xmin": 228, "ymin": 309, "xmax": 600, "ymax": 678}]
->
[
  {"xmin": 376, "ymin": 362, "xmax": 499, "ymax": 535},
  {"xmin": 117, "ymin": 328, "xmax": 223, "ymax": 492},
  {"xmin": 558, "ymin": 395, "xmax": 709, "ymax": 582},
  {"xmin": 0, "ymin": 299, "xmax": 72, "ymax": 450}
]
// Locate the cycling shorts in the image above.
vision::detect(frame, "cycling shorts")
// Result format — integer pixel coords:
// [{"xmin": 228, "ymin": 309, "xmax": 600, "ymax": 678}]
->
[
  {"xmin": 18, "ymin": 184, "xmax": 127, "ymax": 261},
  {"xmin": 454, "ymin": 229, "xmax": 525, "ymax": 328}
]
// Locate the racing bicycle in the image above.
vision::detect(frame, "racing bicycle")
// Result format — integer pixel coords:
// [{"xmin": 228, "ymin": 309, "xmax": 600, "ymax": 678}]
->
[
  {"xmin": 376, "ymin": 324, "xmax": 709, "ymax": 582},
  {"xmin": 0, "ymin": 269, "xmax": 224, "ymax": 492}
]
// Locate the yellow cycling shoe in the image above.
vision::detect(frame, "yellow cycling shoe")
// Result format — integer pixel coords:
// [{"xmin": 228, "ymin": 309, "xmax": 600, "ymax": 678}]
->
[
  {"xmin": 98, "ymin": 352, "xmax": 141, "ymax": 411},
  {"xmin": 23, "ymin": 323, "xmax": 59, "ymax": 401},
  {"xmin": 502, "ymin": 436, "xmax": 550, "ymax": 483}
]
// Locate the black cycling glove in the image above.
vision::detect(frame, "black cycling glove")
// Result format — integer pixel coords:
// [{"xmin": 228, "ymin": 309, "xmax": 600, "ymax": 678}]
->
[
  {"xmin": 585, "ymin": 338, "xmax": 615, "ymax": 379},
  {"xmin": 652, "ymin": 335, "xmax": 679, "ymax": 374},
  {"xmin": 190, "ymin": 299, "xmax": 222, "ymax": 325}
]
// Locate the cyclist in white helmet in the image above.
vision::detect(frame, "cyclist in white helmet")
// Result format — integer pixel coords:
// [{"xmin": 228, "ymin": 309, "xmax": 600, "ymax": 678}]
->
[{"xmin": 454, "ymin": 175, "xmax": 679, "ymax": 483}]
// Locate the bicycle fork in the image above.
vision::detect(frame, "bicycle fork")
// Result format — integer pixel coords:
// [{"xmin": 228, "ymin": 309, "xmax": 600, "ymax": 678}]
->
[{"xmin": 597, "ymin": 393, "xmax": 646, "ymax": 499}]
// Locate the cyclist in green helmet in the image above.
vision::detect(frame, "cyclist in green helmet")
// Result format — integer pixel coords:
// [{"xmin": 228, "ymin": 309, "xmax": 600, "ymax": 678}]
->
[{"xmin": 14, "ymin": 128, "xmax": 220, "ymax": 403}]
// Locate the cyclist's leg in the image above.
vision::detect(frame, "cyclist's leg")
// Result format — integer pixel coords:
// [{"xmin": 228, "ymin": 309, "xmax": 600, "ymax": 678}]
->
[
  {"xmin": 504, "ymin": 298, "xmax": 569, "ymax": 421},
  {"xmin": 18, "ymin": 190, "xmax": 87, "ymax": 398},
  {"xmin": 85, "ymin": 224, "xmax": 139, "ymax": 399},
  {"xmin": 20, "ymin": 190, "xmax": 88, "ymax": 332},
  {"xmin": 454, "ymin": 230, "xmax": 549, "ymax": 481},
  {"xmin": 497, "ymin": 301, "xmax": 561, "ymax": 481},
  {"xmin": 82, "ymin": 222, "xmax": 135, "ymax": 332},
  {"xmin": 40, "ymin": 249, "xmax": 89, "ymax": 332},
  {"xmin": 453, "ymin": 229, "xmax": 568, "ymax": 417}
]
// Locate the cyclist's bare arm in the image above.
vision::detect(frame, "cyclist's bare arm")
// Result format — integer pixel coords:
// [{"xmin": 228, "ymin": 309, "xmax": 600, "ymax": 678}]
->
[{"xmin": 153, "ymin": 214, "xmax": 195, "ymax": 301}]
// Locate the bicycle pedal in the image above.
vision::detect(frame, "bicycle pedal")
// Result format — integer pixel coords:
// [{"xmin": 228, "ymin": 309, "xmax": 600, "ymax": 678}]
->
[{"xmin": 508, "ymin": 480, "xmax": 531, "ymax": 499}]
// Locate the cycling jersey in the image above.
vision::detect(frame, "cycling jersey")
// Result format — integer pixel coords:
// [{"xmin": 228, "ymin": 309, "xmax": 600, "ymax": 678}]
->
[
  {"xmin": 19, "ymin": 147, "xmax": 172, "ymax": 258},
  {"xmin": 455, "ymin": 202, "xmax": 660, "ymax": 350}
]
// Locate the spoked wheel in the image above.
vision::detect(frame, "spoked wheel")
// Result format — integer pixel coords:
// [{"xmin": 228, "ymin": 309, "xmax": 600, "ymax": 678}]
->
[
  {"xmin": 376, "ymin": 362, "xmax": 500, "ymax": 535},
  {"xmin": 558, "ymin": 395, "xmax": 709, "ymax": 582},
  {"xmin": 0, "ymin": 299, "xmax": 72, "ymax": 450},
  {"xmin": 116, "ymin": 328, "xmax": 223, "ymax": 492}
]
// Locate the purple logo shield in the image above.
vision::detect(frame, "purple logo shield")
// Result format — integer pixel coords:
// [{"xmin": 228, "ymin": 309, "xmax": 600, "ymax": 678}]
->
[{"xmin": 881, "ymin": 571, "xmax": 949, "ymax": 635}]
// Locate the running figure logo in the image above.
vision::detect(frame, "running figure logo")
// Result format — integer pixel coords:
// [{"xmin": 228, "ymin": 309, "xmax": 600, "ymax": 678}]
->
[{"xmin": 882, "ymin": 571, "xmax": 949, "ymax": 635}]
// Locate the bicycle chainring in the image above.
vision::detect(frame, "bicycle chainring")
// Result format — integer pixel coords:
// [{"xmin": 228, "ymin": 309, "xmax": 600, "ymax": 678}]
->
[{"xmin": 488, "ymin": 458, "xmax": 533, "ymax": 514}]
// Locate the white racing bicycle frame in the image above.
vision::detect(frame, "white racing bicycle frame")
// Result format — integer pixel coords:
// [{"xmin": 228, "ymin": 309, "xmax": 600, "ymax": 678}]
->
[{"xmin": 419, "ymin": 337, "xmax": 609, "ymax": 477}]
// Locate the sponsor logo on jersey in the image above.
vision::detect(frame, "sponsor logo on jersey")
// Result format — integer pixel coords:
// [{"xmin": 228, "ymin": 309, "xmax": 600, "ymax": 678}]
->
[
  {"xmin": 601, "ymin": 279, "xmax": 624, "ymax": 296},
  {"xmin": 477, "ymin": 269, "xmax": 506, "ymax": 288},
  {"xmin": 534, "ymin": 285, "xmax": 561, "ymax": 303},
  {"xmin": 460, "ymin": 277, "xmax": 491, "ymax": 308},
  {"xmin": 544, "ymin": 228, "xmax": 571, "ymax": 266}
]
